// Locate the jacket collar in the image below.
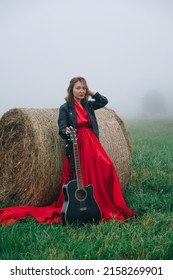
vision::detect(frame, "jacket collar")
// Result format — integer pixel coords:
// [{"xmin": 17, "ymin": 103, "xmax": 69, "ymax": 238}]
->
[
  {"xmin": 67, "ymin": 101, "xmax": 74, "ymax": 111},
  {"xmin": 67, "ymin": 101, "xmax": 92, "ymax": 128}
]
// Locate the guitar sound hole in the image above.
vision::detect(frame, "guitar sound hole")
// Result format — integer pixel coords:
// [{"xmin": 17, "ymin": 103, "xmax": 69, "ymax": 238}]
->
[{"xmin": 75, "ymin": 189, "xmax": 87, "ymax": 201}]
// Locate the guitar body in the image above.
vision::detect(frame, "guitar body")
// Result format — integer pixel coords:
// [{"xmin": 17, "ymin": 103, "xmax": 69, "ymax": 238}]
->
[{"xmin": 61, "ymin": 179, "xmax": 102, "ymax": 225}]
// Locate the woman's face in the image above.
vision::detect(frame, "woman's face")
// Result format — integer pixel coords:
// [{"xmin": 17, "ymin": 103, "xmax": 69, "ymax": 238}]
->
[{"xmin": 73, "ymin": 81, "xmax": 87, "ymax": 103}]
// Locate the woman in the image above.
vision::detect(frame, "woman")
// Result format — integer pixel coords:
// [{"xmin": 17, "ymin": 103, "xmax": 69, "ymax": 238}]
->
[
  {"xmin": 0, "ymin": 77, "xmax": 135, "ymax": 225},
  {"xmin": 58, "ymin": 76, "xmax": 136, "ymax": 222}
]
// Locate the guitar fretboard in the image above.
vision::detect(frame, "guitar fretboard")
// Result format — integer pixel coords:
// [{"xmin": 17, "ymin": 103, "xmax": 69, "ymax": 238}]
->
[{"xmin": 73, "ymin": 143, "xmax": 83, "ymax": 190}]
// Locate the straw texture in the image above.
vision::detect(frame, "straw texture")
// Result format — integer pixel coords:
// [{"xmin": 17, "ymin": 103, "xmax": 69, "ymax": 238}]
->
[
  {"xmin": 0, "ymin": 107, "xmax": 131, "ymax": 206},
  {"xmin": 95, "ymin": 108, "xmax": 132, "ymax": 193}
]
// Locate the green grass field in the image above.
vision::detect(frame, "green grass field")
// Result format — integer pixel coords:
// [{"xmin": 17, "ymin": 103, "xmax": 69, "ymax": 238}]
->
[{"xmin": 0, "ymin": 118, "xmax": 173, "ymax": 260}]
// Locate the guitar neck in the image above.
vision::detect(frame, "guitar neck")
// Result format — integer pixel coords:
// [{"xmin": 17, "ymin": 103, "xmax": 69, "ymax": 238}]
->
[{"xmin": 73, "ymin": 143, "xmax": 83, "ymax": 189}]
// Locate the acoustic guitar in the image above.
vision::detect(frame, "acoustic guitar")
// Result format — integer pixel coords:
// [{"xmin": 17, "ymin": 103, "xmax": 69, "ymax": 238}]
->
[{"xmin": 61, "ymin": 128, "xmax": 102, "ymax": 225}]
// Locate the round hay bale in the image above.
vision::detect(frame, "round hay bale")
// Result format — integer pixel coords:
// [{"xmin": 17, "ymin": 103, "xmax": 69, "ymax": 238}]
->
[
  {"xmin": 0, "ymin": 107, "xmax": 132, "ymax": 207},
  {"xmin": 95, "ymin": 108, "xmax": 132, "ymax": 192},
  {"xmin": 0, "ymin": 108, "xmax": 64, "ymax": 206}
]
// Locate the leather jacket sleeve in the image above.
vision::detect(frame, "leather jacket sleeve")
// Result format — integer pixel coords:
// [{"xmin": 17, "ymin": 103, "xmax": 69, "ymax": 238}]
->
[
  {"xmin": 58, "ymin": 105, "xmax": 70, "ymax": 139},
  {"xmin": 89, "ymin": 92, "xmax": 108, "ymax": 110},
  {"xmin": 58, "ymin": 104, "xmax": 74, "ymax": 157}
]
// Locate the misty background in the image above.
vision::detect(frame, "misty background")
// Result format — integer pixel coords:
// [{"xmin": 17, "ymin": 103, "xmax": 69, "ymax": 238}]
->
[{"xmin": 0, "ymin": 0, "xmax": 173, "ymax": 118}]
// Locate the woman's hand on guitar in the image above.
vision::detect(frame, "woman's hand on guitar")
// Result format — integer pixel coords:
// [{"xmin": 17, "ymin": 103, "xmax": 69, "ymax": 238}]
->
[{"xmin": 65, "ymin": 126, "xmax": 73, "ymax": 135}]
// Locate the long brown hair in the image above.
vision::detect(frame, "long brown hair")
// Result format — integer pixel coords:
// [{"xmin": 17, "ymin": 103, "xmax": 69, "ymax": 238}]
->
[{"xmin": 65, "ymin": 76, "xmax": 89, "ymax": 105}]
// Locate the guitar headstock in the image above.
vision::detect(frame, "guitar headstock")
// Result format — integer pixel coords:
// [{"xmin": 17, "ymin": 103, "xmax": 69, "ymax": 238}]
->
[{"xmin": 70, "ymin": 128, "xmax": 77, "ymax": 144}]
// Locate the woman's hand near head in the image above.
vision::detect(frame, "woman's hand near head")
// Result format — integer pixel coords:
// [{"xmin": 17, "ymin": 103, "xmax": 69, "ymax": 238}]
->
[{"xmin": 87, "ymin": 89, "xmax": 96, "ymax": 97}]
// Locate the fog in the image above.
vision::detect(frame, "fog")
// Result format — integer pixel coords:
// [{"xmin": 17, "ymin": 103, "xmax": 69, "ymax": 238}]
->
[{"xmin": 0, "ymin": 0, "xmax": 173, "ymax": 118}]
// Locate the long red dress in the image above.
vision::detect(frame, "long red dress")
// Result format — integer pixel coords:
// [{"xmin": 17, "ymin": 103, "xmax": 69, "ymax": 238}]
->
[{"xmin": 0, "ymin": 101, "xmax": 135, "ymax": 225}]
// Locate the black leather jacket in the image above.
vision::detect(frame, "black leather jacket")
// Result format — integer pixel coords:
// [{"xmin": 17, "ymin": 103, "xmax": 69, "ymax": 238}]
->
[{"xmin": 58, "ymin": 92, "xmax": 108, "ymax": 157}]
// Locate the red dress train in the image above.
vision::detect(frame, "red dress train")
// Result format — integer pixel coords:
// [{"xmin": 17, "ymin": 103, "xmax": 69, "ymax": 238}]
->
[{"xmin": 0, "ymin": 101, "xmax": 135, "ymax": 225}]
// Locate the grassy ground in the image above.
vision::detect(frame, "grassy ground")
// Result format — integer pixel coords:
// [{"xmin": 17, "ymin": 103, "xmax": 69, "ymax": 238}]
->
[{"xmin": 0, "ymin": 118, "xmax": 173, "ymax": 260}]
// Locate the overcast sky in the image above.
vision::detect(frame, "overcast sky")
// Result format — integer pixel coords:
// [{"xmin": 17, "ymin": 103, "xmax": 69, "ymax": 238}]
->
[{"xmin": 0, "ymin": 0, "xmax": 173, "ymax": 117}]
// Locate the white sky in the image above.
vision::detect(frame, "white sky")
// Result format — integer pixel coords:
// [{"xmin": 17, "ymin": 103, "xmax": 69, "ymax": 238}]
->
[{"xmin": 0, "ymin": 0, "xmax": 173, "ymax": 117}]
